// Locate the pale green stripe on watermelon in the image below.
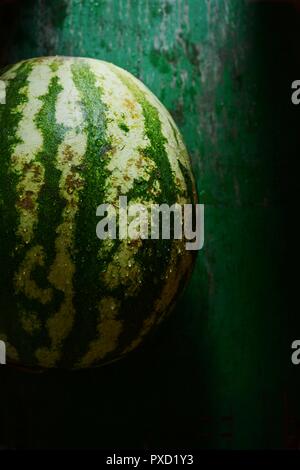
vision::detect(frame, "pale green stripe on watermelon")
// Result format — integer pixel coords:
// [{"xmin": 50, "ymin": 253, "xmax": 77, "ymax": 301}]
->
[
  {"xmin": 60, "ymin": 59, "xmax": 118, "ymax": 368},
  {"xmin": 11, "ymin": 62, "xmax": 55, "ymax": 246},
  {"xmin": 87, "ymin": 60, "xmax": 157, "ymax": 203},
  {"xmin": 13, "ymin": 59, "xmax": 68, "ymax": 366},
  {"xmin": 12, "ymin": 62, "xmax": 58, "ymax": 316},
  {"xmin": 35, "ymin": 59, "xmax": 88, "ymax": 367},
  {"xmin": 109, "ymin": 65, "xmax": 177, "ymax": 205}
]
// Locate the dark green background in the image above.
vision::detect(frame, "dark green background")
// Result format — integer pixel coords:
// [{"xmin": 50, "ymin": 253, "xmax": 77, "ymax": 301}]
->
[{"xmin": 0, "ymin": 0, "xmax": 299, "ymax": 449}]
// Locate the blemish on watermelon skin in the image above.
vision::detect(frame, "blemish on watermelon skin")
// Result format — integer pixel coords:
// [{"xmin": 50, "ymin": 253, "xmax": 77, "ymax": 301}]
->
[{"xmin": 118, "ymin": 121, "xmax": 129, "ymax": 133}]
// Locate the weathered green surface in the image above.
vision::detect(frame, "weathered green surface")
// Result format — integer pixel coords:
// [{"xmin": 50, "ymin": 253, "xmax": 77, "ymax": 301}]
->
[{"xmin": 0, "ymin": 0, "xmax": 297, "ymax": 449}]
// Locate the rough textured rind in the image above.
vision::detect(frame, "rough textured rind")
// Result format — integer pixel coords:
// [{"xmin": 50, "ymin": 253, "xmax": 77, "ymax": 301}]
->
[{"xmin": 0, "ymin": 56, "xmax": 197, "ymax": 369}]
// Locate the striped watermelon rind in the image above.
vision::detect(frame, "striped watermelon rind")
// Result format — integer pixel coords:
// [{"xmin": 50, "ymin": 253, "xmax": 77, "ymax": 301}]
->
[{"xmin": 0, "ymin": 56, "xmax": 197, "ymax": 369}]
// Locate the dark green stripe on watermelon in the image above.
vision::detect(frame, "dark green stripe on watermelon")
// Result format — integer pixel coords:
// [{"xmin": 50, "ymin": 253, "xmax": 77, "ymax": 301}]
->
[
  {"xmin": 0, "ymin": 62, "xmax": 33, "ymax": 358},
  {"xmin": 60, "ymin": 61, "xmax": 114, "ymax": 366},
  {"xmin": 26, "ymin": 74, "xmax": 68, "ymax": 361},
  {"xmin": 118, "ymin": 71, "xmax": 178, "ymax": 206},
  {"xmin": 13, "ymin": 73, "xmax": 68, "ymax": 365}
]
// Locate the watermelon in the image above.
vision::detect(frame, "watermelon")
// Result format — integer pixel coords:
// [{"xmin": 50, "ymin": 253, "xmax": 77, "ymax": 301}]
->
[{"xmin": 0, "ymin": 56, "xmax": 197, "ymax": 369}]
